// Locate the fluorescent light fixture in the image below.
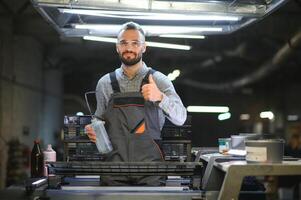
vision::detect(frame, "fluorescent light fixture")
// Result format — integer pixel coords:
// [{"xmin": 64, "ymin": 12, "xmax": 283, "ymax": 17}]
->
[
  {"xmin": 218, "ymin": 112, "xmax": 231, "ymax": 121},
  {"xmin": 77, "ymin": 24, "xmax": 223, "ymax": 35},
  {"xmin": 187, "ymin": 106, "xmax": 229, "ymax": 113},
  {"xmin": 240, "ymin": 114, "xmax": 250, "ymax": 120},
  {"xmin": 167, "ymin": 69, "xmax": 181, "ymax": 81},
  {"xmin": 260, "ymin": 111, "xmax": 274, "ymax": 120},
  {"xmin": 287, "ymin": 115, "xmax": 299, "ymax": 121},
  {"xmin": 173, "ymin": 69, "xmax": 180, "ymax": 77},
  {"xmin": 83, "ymin": 36, "xmax": 116, "ymax": 43},
  {"xmin": 159, "ymin": 34, "xmax": 205, "ymax": 39},
  {"xmin": 60, "ymin": 9, "xmax": 241, "ymax": 21},
  {"xmin": 167, "ymin": 74, "xmax": 176, "ymax": 81},
  {"xmin": 83, "ymin": 36, "xmax": 191, "ymax": 50},
  {"xmin": 146, "ymin": 41, "xmax": 191, "ymax": 50}
]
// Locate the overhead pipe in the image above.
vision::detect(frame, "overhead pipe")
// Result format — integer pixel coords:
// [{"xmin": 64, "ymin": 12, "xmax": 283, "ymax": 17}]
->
[{"xmin": 180, "ymin": 29, "xmax": 301, "ymax": 91}]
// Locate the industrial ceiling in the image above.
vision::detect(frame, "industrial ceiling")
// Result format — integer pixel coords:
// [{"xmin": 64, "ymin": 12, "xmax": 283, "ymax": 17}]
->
[{"xmin": 0, "ymin": 0, "xmax": 300, "ymax": 93}]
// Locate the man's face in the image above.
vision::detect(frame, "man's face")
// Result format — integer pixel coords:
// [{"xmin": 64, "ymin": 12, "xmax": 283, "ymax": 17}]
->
[{"xmin": 116, "ymin": 29, "xmax": 146, "ymax": 66}]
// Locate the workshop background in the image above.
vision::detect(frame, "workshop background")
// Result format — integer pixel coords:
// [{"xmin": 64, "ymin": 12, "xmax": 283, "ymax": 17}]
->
[{"xmin": 0, "ymin": 0, "xmax": 301, "ymax": 188}]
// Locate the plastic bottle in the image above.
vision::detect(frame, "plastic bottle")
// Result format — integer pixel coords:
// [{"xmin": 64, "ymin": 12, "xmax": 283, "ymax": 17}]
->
[
  {"xmin": 43, "ymin": 144, "xmax": 56, "ymax": 162},
  {"xmin": 91, "ymin": 118, "xmax": 113, "ymax": 154},
  {"xmin": 43, "ymin": 144, "xmax": 56, "ymax": 176},
  {"xmin": 31, "ymin": 139, "xmax": 44, "ymax": 178}
]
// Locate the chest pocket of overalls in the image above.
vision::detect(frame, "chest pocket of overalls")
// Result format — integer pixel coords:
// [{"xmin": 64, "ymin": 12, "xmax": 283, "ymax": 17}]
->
[{"xmin": 112, "ymin": 94, "xmax": 146, "ymax": 135}]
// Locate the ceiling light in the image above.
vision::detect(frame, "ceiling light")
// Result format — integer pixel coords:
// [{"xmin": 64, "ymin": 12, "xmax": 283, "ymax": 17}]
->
[
  {"xmin": 60, "ymin": 8, "xmax": 241, "ymax": 21},
  {"xmin": 77, "ymin": 24, "xmax": 223, "ymax": 36},
  {"xmin": 187, "ymin": 106, "xmax": 229, "ymax": 113},
  {"xmin": 159, "ymin": 34, "xmax": 205, "ymax": 39},
  {"xmin": 287, "ymin": 115, "xmax": 299, "ymax": 121},
  {"xmin": 218, "ymin": 112, "xmax": 231, "ymax": 121},
  {"xmin": 83, "ymin": 36, "xmax": 116, "ymax": 43},
  {"xmin": 260, "ymin": 111, "xmax": 274, "ymax": 120},
  {"xmin": 240, "ymin": 114, "xmax": 250, "ymax": 120},
  {"xmin": 83, "ymin": 36, "xmax": 191, "ymax": 50},
  {"xmin": 167, "ymin": 69, "xmax": 181, "ymax": 81},
  {"xmin": 146, "ymin": 41, "xmax": 191, "ymax": 50},
  {"xmin": 173, "ymin": 69, "xmax": 180, "ymax": 77},
  {"xmin": 167, "ymin": 73, "xmax": 176, "ymax": 81}
]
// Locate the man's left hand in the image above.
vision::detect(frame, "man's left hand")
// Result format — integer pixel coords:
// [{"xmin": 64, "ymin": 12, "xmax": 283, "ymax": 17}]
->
[{"xmin": 141, "ymin": 74, "xmax": 163, "ymax": 102}]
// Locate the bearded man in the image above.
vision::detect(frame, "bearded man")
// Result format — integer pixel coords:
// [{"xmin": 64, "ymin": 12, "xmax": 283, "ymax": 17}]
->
[{"xmin": 86, "ymin": 21, "xmax": 187, "ymax": 186}]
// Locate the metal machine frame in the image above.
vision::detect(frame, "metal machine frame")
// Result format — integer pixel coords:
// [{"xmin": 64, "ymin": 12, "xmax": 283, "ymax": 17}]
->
[{"xmin": 199, "ymin": 153, "xmax": 301, "ymax": 200}]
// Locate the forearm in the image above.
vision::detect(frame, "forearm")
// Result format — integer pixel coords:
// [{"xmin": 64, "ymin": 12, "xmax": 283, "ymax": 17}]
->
[{"xmin": 158, "ymin": 93, "xmax": 187, "ymax": 126}]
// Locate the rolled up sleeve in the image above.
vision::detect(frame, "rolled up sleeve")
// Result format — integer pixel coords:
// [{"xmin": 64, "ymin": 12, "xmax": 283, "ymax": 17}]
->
[
  {"xmin": 95, "ymin": 74, "xmax": 111, "ymax": 119},
  {"xmin": 154, "ymin": 72, "xmax": 187, "ymax": 126}
]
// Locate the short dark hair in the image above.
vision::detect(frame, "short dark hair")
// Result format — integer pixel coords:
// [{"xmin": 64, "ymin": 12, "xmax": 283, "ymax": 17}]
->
[{"xmin": 118, "ymin": 21, "xmax": 145, "ymax": 37}]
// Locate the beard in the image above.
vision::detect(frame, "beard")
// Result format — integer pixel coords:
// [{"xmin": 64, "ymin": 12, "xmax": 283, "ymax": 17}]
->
[{"xmin": 119, "ymin": 51, "xmax": 142, "ymax": 66}]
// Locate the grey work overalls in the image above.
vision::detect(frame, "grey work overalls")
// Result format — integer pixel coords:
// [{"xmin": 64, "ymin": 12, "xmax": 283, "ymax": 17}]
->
[{"xmin": 101, "ymin": 69, "xmax": 164, "ymax": 186}]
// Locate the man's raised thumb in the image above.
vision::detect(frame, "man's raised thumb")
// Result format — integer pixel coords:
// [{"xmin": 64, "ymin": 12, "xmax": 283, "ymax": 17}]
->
[{"xmin": 149, "ymin": 74, "xmax": 155, "ymax": 84}]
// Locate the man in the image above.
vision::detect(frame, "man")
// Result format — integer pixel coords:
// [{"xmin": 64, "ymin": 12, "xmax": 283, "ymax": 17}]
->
[{"xmin": 85, "ymin": 21, "xmax": 187, "ymax": 185}]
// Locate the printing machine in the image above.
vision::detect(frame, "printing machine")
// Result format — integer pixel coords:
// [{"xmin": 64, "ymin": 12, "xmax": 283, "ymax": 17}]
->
[
  {"xmin": 3, "ymin": 148, "xmax": 301, "ymax": 200},
  {"xmin": 3, "ymin": 115, "xmax": 301, "ymax": 200},
  {"xmin": 13, "ymin": 151, "xmax": 301, "ymax": 200},
  {"xmin": 17, "ymin": 161, "xmax": 204, "ymax": 200},
  {"xmin": 14, "ymin": 115, "xmax": 206, "ymax": 200}
]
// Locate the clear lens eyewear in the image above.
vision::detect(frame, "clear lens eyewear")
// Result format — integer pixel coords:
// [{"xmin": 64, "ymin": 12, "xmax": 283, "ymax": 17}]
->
[{"xmin": 117, "ymin": 40, "xmax": 144, "ymax": 48}]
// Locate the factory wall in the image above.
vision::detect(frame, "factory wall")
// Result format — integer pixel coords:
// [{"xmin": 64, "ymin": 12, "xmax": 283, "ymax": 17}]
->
[{"xmin": 0, "ymin": 20, "xmax": 63, "ymax": 188}]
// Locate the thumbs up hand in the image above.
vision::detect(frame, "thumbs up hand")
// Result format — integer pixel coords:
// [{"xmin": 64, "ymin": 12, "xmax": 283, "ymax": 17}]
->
[{"xmin": 141, "ymin": 74, "xmax": 163, "ymax": 102}]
